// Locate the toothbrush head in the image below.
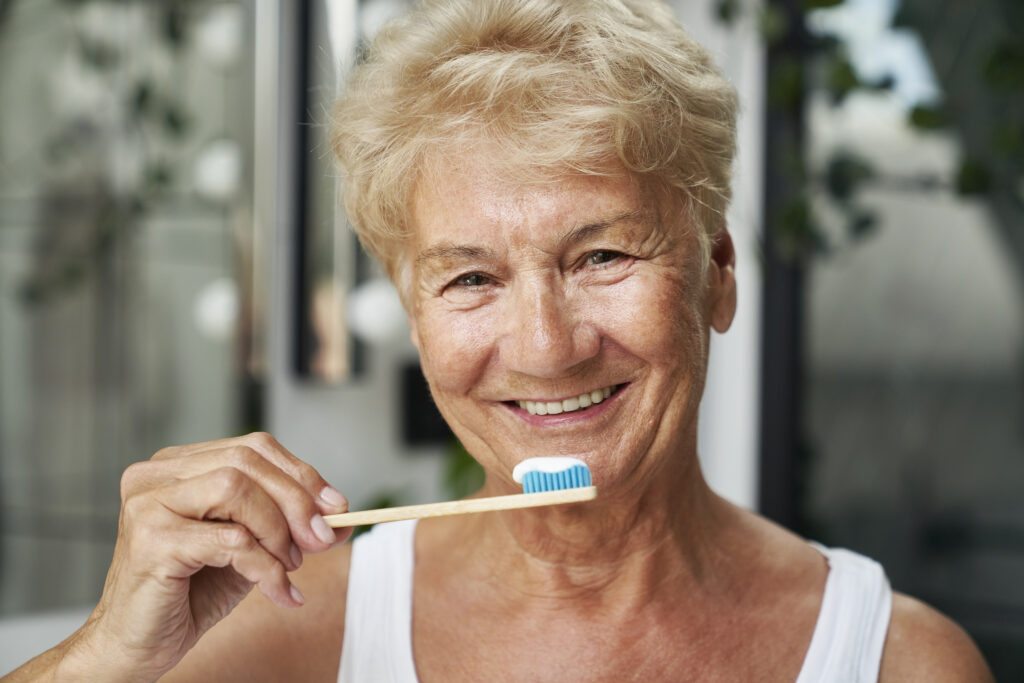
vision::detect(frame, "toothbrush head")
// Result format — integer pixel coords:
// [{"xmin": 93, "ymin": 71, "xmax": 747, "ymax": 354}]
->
[{"xmin": 512, "ymin": 457, "xmax": 592, "ymax": 494}]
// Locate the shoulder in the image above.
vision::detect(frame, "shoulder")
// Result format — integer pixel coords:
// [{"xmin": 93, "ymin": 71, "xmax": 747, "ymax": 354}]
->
[
  {"xmin": 878, "ymin": 592, "xmax": 993, "ymax": 682},
  {"xmin": 164, "ymin": 543, "xmax": 353, "ymax": 682}
]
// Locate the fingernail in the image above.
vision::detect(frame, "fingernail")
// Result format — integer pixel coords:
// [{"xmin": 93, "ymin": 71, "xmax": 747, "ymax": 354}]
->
[
  {"xmin": 310, "ymin": 514, "xmax": 335, "ymax": 545},
  {"xmin": 290, "ymin": 584, "xmax": 305, "ymax": 606},
  {"xmin": 290, "ymin": 543, "xmax": 303, "ymax": 569},
  {"xmin": 319, "ymin": 485, "xmax": 348, "ymax": 510}
]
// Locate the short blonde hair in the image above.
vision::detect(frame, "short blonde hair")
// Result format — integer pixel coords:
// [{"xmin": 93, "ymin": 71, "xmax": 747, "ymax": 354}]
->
[{"xmin": 331, "ymin": 0, "xmax": 738, "ymax": 280}]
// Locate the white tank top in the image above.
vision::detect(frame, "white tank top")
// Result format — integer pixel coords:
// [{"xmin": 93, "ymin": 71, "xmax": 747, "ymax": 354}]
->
[{"xmin": 339, "ymin": 520, "xmax": 892, "ymax": 682}]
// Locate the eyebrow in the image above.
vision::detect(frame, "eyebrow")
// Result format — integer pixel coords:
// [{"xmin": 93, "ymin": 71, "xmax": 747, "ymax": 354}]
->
[
  {"xmin": 414, "ymin": 209, "xmax": 647, "ymax": 267},
  {"xmin": 415, "ymin": 243, "xmax": 494, "ymax": 266},
  {"xmin": 556, "ymin": 209, "xmax": 646, "ymax": 251}
]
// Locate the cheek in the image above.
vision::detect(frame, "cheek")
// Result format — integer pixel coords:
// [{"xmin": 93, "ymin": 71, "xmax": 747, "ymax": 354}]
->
[
  {"xmin": 414, "ymin": 309, "xmax": 495, "ymax": 394},
  {"xmin": 592, "ymin": 271, "xmax": 704, "ymax": 363}
]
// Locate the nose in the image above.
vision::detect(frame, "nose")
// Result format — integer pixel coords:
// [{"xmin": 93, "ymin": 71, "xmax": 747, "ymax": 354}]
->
[{"xmin": 499, "ymin": 277, "xmax": 600, "ymax": 378}]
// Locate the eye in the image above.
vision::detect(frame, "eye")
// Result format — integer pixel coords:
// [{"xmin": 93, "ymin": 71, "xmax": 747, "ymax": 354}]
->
[
  {"xmin": 448, "ymin": 271, "xmax": 492, "ymax": 289},
  {"xmin": 584, "ymin": 250, "xmax": 624, "ymax": 267}
]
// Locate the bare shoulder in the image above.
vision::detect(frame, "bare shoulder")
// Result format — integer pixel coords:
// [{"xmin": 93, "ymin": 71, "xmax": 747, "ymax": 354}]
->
[
  {"xmin": 879, "ymin": 592, "xmax": 993, "ymax": 682},
  {"xmin": 163, "ymin": 543, "xmax": 353, "ymax": 682}
]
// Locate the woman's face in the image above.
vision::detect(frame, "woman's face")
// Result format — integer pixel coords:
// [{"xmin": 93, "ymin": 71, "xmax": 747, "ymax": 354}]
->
[{"xmin": 405, "ymin": 157, "xmax": 736, "ymax": 492}]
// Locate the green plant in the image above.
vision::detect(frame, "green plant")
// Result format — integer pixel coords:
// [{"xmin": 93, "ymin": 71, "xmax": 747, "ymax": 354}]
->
[{"xmin": 1, "ymin": 0, "xmax": 200, "ymax": 306}]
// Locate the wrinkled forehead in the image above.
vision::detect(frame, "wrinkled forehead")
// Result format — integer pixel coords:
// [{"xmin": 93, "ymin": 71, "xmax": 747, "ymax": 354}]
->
[
  {"xmin": 406, "ymin": 155, "xmax": 653, "ymax": 263},
  {"xmin": 419, "ymin": 154, "xmax": 633, "ymax": 219}
]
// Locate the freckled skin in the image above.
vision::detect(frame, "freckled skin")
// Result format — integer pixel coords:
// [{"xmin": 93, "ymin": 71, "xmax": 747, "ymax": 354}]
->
[
  {"xmin": 399, "ymin": 161, "xmax": 991, "ymax": 682},
  {"xmin": 407, "ymin": 160, "xmax": 727, "ymax": 500},
  {"xmin": 403, "ymin": 158, "xmax": 841, "ymax": 683}
]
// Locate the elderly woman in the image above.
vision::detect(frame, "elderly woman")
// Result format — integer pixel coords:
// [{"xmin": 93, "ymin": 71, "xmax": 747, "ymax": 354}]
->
[{"xmin": 4, "ymin": 1, "xmax": 992, "ymax": 681}]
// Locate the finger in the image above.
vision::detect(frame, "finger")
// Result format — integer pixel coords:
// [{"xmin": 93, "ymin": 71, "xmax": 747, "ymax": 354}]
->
[
  {"xmin": 133, "ymin": 449, "xmax": 340, "ymax": 552},
  {"xmin": 152, "ymin": 467, "xmax": 302, "ymax": 571},
  {"xmin": 237, "ymin": 432, "xmax": 349, "ymax": 514},
  {"xmin": 181, "ymin": 518, "xmax": 304, "ymax": 609},
  {"xmin": 332, "ymin": 526, "xmax": 355, "ymax": 547},
  {"xmin": 149, "ymin": 434, "xmax": 249, "ymax": 461},
  {"xmin": 153, "ymin": 433, "xmax": 349, "ymax": 515}
]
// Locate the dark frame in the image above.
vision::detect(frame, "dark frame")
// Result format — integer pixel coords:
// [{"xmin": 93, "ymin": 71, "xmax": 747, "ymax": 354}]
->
[{"xmin": 758, "ymin": 0, "xmax": 809, "ymax": 532}]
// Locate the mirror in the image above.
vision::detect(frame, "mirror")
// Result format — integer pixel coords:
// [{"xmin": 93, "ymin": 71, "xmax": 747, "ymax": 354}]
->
[{"xmin": 294, "ymin": 0, "xmax": 413, "ymax": 382}]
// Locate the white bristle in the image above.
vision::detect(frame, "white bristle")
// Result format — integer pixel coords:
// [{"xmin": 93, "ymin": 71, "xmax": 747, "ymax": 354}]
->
[{"xmin": 512, "ymin": 457, "xmax": 589, "ymax": 484}]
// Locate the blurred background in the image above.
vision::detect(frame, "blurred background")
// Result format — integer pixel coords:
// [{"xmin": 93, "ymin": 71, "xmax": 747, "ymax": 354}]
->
[{"xmin": 0, "ymin": 0, "xmax": 1020, "ymax": 679}]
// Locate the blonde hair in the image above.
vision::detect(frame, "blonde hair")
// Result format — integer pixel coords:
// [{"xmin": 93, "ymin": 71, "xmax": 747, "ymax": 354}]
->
[{"xmin": 331, "ymin": 0, "xmax": 738, "ymax": 280}]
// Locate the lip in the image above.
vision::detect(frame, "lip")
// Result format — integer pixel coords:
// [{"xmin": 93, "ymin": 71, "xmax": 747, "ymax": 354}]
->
[{"xmin": 505, "ymin": 383, "xmax": 627, "ymax": 425}]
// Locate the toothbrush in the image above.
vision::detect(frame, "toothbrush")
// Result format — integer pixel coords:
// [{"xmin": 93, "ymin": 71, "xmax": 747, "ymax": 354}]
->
[{"xmin": 323, "ymin": 457, "xmax": 596, "ymax": 528}]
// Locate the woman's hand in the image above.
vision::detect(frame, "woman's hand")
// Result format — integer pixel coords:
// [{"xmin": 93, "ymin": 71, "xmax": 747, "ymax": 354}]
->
[{"xmin": 66, "ymin": 432, "xmax": 351, "ymax": 682}]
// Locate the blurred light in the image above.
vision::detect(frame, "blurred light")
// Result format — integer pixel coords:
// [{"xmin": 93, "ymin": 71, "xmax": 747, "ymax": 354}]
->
[
  {"xmin": 326, "ymin": 0, "xmax": 359, "ymax": 80},
  {"xmin": 77, "ymin": 2, "xmax": 145, "ymax": 49},
  {"xmin": 193, "ymin": 277, "xmax": 239, "ymax": 341},
  {"xmin": 107, "ymin": 139, "xmax": 145, "ymax": 194},
  {"xmin": 195, "ymin": 4, "xmax": 245, "ymax": 68},
  {"xmin": 348, "ymin": 277, "xmax": 407, "ymax": 344},
  {"xmin": 193, "ymin": 139, "xmax": 241, "ymax": 202},
  {"xmin": 360, "ymin": 0, "xmax": 407, "ymax": 40},
  {"xmin": 49, "ymin": 53, "xmax": 113, "ymax": 121},
  {"xmin": 807, "ymin": 0, "xmax": 941, "ymax": 106}
]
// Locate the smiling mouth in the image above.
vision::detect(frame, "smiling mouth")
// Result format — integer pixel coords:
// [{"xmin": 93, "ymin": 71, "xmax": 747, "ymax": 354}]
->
[{"xmin": 514, "ymin": 384, "xmax": 620, "ymax": 416}]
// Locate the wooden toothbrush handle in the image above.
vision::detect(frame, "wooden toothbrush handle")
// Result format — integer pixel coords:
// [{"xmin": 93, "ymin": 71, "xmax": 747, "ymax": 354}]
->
[{"xmin": 323, "ymin": 486, "xmax": 597, "ymax": 527}]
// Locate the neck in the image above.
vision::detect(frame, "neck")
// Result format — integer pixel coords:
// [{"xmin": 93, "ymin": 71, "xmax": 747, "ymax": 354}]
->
[{"xmin": 463, "ymin": 445, "xmax": 734, "ymax": 608}]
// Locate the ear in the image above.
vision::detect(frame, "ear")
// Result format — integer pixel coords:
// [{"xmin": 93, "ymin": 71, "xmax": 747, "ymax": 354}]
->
[
  {"xmin": 707, "ymin": 227, "xmax": 737, "ymax": 334},
  {"xmin": 395, "ymin": 259, "xmax": 421, "ymax": 350},
  {"xmin": 409, "ymin": 315, "xmax": 421, "ymax": 350}
]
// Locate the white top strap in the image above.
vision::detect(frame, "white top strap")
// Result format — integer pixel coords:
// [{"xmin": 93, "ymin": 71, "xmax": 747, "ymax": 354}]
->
[
  {"xmin": 338, "ymin": 525, "xmax": 891, "ymax": 683},
  {"xmin": 338, "ymin": 519, "xmax": 419, "ymax": 683},
  {"xmin": 796, "ymin": 544, "xmax": 893, "ymax": 683}
]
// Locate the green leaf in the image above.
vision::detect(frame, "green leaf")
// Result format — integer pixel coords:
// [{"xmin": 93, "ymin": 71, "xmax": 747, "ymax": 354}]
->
[
  {"xmin": 77, "ymin": 39, "xmax": 119, "ymax": 71},
  {"xmin": 131, "ymin": 82, "xmax": 154, "ymax": 116},
  {"xmin": 759, "ymin": 5, "xmax": 789, "ymax": 46},
  {"xmin": 162, "ymin": 106, "xmax": 191, "ymax": 137},
  {"xmin": 775, "ymin": 197, "xmax": 826, "ymax": 258},
  {"xmin": 847, "ymin": 210, "xmax": 878, "ymax": 239},
  {"xmin": 443, "ymin": 440, "xmax": 485, "ymax": 499},
  {"xmin": 60, "ymin": 261, "xmax": 86, "ymax": 287},
  {"xmin": 768, "ymin": 57, "xmax": 804, "ymax": 109},
  {"xmin": 804, "ymin": 0, "xmax": 844, "ymax": 9},
  {"xmin": 810, "ymin": 33, "xmax": 841, "ymax": 54},
  {"xmin": 868, "ymin": 74, "xmax": 895, "ymax": 92},
  {"xmin": 825, "ymin": 55, "xmax": 861, "ymax": 105},
  {"xmin": 16, "ymin": 279, "xmax": 44, "ymax": 307},
  {"xmin": 715, "ymin": 0, "xmax": 740, "ymax": 25},
  {"xmin": 826, "ymin": 152, "xmax": 874, "ymax": 201},
  {"xmin": 162, "ymin": 5, "xmax": 189, "ymax": 47},
  {"xmin": 956, "ymin": 159, "xmax": 992, "ymax": 196},
  {"xmin": 908, "ymin": 104, "xmax": 947, "ymax": 130},
  {"xmin": 991, "ymin": 123, "xmax": 1023, "ymax": 156},
  {"xmin": 983, "ymin": 41, "xmax": 1024, "ymax": 90},
  {"xmin": 146, "ymin": 163, "xmax": 174, "ymax": 190},
  {"xmin": 890, "ymin": 2, "xmax": 916, "ymax": 29}
]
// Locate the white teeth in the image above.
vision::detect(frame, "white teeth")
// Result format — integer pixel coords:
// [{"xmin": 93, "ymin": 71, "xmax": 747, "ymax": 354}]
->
[{"xmin": 517, "ymin": 385, "xmax": 617, "ymax": 416}]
